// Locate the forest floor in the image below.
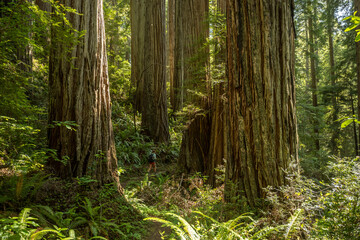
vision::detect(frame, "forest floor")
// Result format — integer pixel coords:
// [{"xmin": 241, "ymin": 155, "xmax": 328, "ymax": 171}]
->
[
  {"xmin": 120, "ymin": 163, "xmax": 175, "ymax": 239},
  {"xmin": 144, "ymin": 221, "xmax": 171, "ymax": 240}
]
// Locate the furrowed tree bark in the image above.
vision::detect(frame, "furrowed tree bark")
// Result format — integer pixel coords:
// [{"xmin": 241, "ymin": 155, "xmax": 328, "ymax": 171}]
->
[
  {"xmin": 173, "ymin": 0, "xmax": 209, "ymax": 111},
  {"xmin": 47, "ymin": 0, "xmax": 121, "ymax": 192},
  {"xmin": 207, "ymin": 0, "xmax": 228, "ymax": 185},
  {"xmin": 130, "ymin": 0, "xmax": 145, "ymax": 108},
  {"xmin": 130, "ymin": 0, "xmax": 169, "ymax": 142},
  {"xmin": 225, "ymin": 0, "xmax": 298, "ymax": 204},
  {"xmin": 178, "ymin": 113, "xmax": 211, "ymax": 173},
  {"xmin": 176, "ymin": 0, "xmax": 210, "ymax": 172}
]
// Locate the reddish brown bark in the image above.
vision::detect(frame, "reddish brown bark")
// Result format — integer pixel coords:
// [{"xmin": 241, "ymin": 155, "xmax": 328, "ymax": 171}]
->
[
  {"xmin": 48, "ymin": 0, "xmax": 121, "ymax": 192},
  {"xmin": 131, "ymin": 0, "xmax": 169, "ymax": 142},
  {"xmin": 225, "ymin": 0, "xmax": 298, "ymax": 203}
]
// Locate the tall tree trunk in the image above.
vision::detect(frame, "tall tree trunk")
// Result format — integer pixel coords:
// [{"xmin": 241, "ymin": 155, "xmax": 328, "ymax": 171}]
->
[
  {"xmin": 308, "ymin": 3, "xmax": 320, "ymax": 151},
  {"xmin": 225, "ymin": 0, "xmax": 298, "ymax": 204},
  {"xmin": 168, "ymin": 0, "xmax": 175, "ymax": 110},
  {"xmin": 130, "ymin": 0, "xmax": 145, "ymax": 107},
  {"xmin": 327, "ymin": 0, "xmax": 339, "ymax": 154},
  {"xmin": 131, "ymin": 0, "xmax": 169, "ymax": 142},
  {"xmin": 48, "ymin": 0, "xmax": 121, "ymax": 192},
  {"xmin": 355, "ymin": 0, "xmax": 360, "ymax": 155},
  {"xmin": 173, "ymin": 0, "xmax": 209, "ymax": 111},
  {"xmin": 176, "ymin": 0, "xmax": 210, "ymax": 172},
  {"xmin": 207, "ymin": 0, "xmax": 228, "ymax": 185}
]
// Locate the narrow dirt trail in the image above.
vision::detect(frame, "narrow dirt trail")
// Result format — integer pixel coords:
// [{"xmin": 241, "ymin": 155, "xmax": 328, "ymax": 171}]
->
[
  {"xmin": 120, "ymin": 168, "xmax": 173, "ymax": 240},
  {"xmin": 144, "ymin": 221, "xmax": 172, "ymax": 240}
]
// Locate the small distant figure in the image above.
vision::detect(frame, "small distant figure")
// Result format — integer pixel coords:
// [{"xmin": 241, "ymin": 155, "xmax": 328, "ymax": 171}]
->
[{"xmin": 147, "ymin": 149, "xmax": 156, "ymax": 173}]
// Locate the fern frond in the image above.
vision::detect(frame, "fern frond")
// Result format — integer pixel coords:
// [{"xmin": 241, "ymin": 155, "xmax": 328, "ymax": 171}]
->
[
  {"xmin": 70, "ymin": 217, "xmax": 87, "ymax": 229},
  {"xmin": 165, "ymin": 213, "xmax": 200, "ymax": 240},
  {"xmin": 251, "ymin": 226, "xmax": 278, "ymax": 240},
  {"xmin": 30, "ymin": 229, "xmax": 60, "ymax": 240},
  {"xmin": 89, "ymin": 236, "xmax": 108, "ymax": 240},
  {"xmin": 19, "ymin": 208, "xmax": 32, "ymax": 226},
  {"xmin": 284, "ymin": 209, "xmax": 303, "ymax": 239},
  {"xmin": 144, "ymin": 217, "xmax": 187, "ymax": 240},
  {"xmin": 193, "ymin": 211, "xmax": 243, "ymax": 239},
  {"xmin": 227, "ymin": 213, "xmax": 254, "ymax": 230}
]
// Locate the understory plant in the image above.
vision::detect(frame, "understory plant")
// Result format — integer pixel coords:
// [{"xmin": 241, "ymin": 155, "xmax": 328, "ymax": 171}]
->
[
  {"xmin": 312, "ymin": 157, "xmax": 360, "ymax": 239},
  {"xmin": 0, "ymin": 208, "xmax": 72, "ymax": 240},
  {"xmin": 145, "ymin": 211, "xmax": 294, "ymax": 240}
]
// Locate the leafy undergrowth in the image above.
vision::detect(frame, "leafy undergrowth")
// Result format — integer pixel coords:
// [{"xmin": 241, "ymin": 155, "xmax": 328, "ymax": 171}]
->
[
  {"xmin": 1, "ymin": 103, "xmax": 359, "ymax": 239},
  {"xmin": 1, "ymin": 156, "xmax": 360, "ymax": 239},
  {"xmin": 120, "ymin": 157, "xmax": 360, "ymax": 239},
  {"xmin": 0, "ymin": 171, "xmax": 147, "ymax": 239}
]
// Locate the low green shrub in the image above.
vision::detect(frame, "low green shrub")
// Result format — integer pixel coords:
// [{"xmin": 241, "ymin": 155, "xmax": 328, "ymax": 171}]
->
[
  {"xmin": 145, "ymin": 211, "xmax": 281, "ymax": 240},
  {"xmin": 312, "ymin": 157, "xmax": 360, "ymax": 239},
  {"xmin": 0, "ymin": 173, "xmax": 48, "ymax": 208}
]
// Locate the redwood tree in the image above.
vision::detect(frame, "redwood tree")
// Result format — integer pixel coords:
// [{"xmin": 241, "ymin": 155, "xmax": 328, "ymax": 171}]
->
[
  {"xmin": 130, "ymin": 0, "xmax": 169, "ymax": 142},
  {"xmin": 225, "ymin": 0, "xmax": 298, "ymax": 203},
  {"xmin": 47, "ymin": 0, "xmax": 121, "ymax": 191},
  {"xmin": 173, "ymin": 0, "xmax": 209, "ymax": 111},
  {"xmin": 308, "ymin": 0, "xmax": 320, "ymax": 151},
  {"xmin": 176, "ymin": 0, "xmax": 210, "ymax": 173}
]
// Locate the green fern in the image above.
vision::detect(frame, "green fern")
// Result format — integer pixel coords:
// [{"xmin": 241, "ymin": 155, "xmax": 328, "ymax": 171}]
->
[
  {"xmin": 79, "ymin": 197, "xmax": 125, "ymax": 238},
  {"xmin": 0, "ymin": 208, "xmax": 38, "ymax": 239},
  {"xmin": 31, "ymin": 205, "xmax": 87, "ymax": 234},
  {"xmin": 30, "ymin": 229, "xmax": 62, "ymax": 240},
  {"xmin": 145, "ymin": 211, "xmax": 279, "ymax": 240},
  {"xmin": 284, "ymin": 209, "xmax": 303, "ymax": 239},
  {"xmin": 144, "ymin": 216, "xmax": 191, "ymax": 240}
]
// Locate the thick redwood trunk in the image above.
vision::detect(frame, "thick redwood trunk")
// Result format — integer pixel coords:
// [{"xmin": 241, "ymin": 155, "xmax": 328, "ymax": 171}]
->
[
  {"xmin": 173, "ymin": 0, "xmax": 209, "ymax": 111},
  {"xmin": 130, "ymin": 0, "xmax": 169, "ymax": 142},
  {"xmin": 225, "ymin": 0, "xmax": 298, "ymax": 203},
  {"xmin": 48, "ymin": 0, "xmax": 121, "ymax": 191},
  {"xmin": 207, "ymin": 0, "xmax": 228, "ymax": 185},
  {"xmin": 178, "ymin": 113, "xmax": 211, "ymax": 173},
  {"xmin": 175, "ymin": 0, "xmax": 210, "ymax": 173}
]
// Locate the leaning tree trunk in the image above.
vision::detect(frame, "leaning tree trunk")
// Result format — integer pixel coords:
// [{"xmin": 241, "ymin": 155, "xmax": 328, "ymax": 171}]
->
[
  {"xmin": 130, "ymin": 0, "xmax": 169, "ymax": 142},
  {"xmin": 48, "ymin": 0, "xmax": 121, "ymax": 191},
  {"xmin": 225, "ymin": 0, "xmax": 298, "ymax": 204}
]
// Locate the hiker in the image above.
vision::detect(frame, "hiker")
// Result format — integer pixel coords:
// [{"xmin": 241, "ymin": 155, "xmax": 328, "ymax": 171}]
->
[{"xmin": 147, "ymin": 149, "xmax": 156, "ymax": 173}]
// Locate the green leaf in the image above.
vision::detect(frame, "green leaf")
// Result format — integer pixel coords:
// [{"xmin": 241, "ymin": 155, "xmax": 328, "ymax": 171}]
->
[
  {"xmin": 345, "ymin": 24, "xmax": 359, "ymax": 32},
  {"xmin": 355, "ymin": 32, "xmax": 360, "ymax": 42},
  {"xmin": 341, "ymin": 119, "xmax": 354, "ymax": 129}
]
